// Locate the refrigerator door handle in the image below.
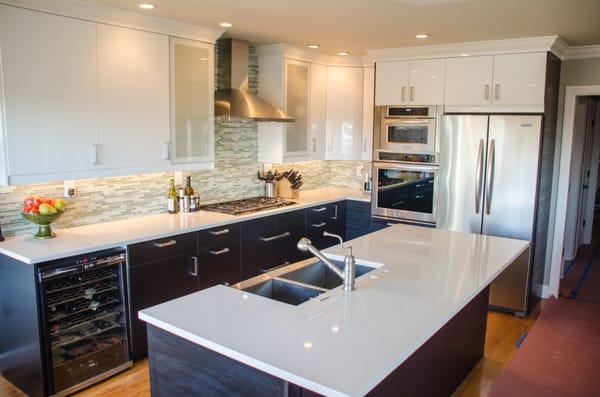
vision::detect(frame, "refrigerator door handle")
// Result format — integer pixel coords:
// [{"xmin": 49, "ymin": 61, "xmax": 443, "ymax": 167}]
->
[
  {"xmin": 475, "ymin": 139, "xmax": 484, "ymax": 214},
  {"xmin": 485, "ymin": 139, "xmax": 496, "ymax": 215}
]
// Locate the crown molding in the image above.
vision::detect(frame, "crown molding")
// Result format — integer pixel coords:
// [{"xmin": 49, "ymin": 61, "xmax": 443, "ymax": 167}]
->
[
  {"xmin": 0, "ymin": 0, "xmax": 224, "ymax": 43},
  {"xmin": 257, "ymin": 44, "xmax": 368, "ymax": 67},
  {"xmin": 368, "ymin": 36, "xmax": 567, "ymax": 62},
  {"xmin": 565, "ymin": 45, "xmax": 600, "ymax": 60}
]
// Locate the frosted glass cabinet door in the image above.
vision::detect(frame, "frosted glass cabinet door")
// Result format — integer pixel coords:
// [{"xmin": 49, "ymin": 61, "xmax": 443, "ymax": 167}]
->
[
  {"xmin": 170, "ymin": 38, "xmax": 214, "ymax": 164},
  {"xmin": 97, "ymin": 24, "xmax": 170, "ymax": 169},
  {"xmin": 326, "ymin": 66, "xmax": 364, "ymax": 160},
  {"xmin": 285, "ymin": 59, "xmax": 310, "ymax": 155},
  {"xmin": 0, "ymin": 5, "xmax": 99, "ymax": 179}
]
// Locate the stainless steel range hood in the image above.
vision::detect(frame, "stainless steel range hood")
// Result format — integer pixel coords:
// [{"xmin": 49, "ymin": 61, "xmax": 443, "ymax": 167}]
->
[{"xmin": 215, "ymin": 39, "xmax": 294, "ymax": 123}]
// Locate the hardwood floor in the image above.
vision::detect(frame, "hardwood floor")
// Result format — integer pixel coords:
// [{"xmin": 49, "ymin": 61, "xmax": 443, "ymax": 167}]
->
[{"xmin": 0, "ymin": 309, "xmax": 539, "ymax": 397}]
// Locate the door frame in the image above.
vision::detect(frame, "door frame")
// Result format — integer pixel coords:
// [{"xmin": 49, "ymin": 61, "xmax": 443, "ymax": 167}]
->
[{"xmin": 548, "ymin": 85, "xmax": 600, "ymax": 298}]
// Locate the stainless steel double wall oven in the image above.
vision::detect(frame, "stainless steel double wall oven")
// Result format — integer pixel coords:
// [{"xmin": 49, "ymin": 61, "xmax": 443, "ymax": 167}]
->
[{"xmin": 372, "ymin": 106, "xmax": 441, "ymax": 226}]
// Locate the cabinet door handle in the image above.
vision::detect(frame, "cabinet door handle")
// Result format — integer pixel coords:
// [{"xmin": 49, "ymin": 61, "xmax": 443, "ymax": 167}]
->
[
  {"xmin": 363, "ymin": 138, "xmax": 367, "ymax": 153},
  {"xmin": 401, "ymin": 86, "xmax": 406, "ymax": 102},
  {"xmin": 189, "ymin": 256, "xmax": 199, "ymax": 276},
  {"xmin": 312, "ymin": 138, "xmax": 317, "ymax": 153},
  {"xmin": 153, "ymin": 240, "xmax": 177, "ymax": 248},
  {"xmin": 332, "ymin": 205, "xmax": 338, "ymax": 220},
  {"xmin": 312, "ymin": 207, "xmax": 327, "ymax": 212},
  {"xmin": 209, "ymin": 228, "xmax": 229, "ymax": 236},
  {"xmin": 494, "ymin": 84, "xmax": 500, "ymax": 100},
  {"xmin": 484, "ymin": 84, "xmax": 490, "ymax": 100},
  {"xmin": 409, "ymin": 86, "xmax": 415, "ymax": 102},
  {"xmin": 209, "ymin": 248, "xmax": 230, "ymax": 256},
  {"xmin": 92, "ymin": 144, "xmax": 100, "ymax": 165},
  {"xmin": 311, "ymin": 222, "xmax": 326, "ymax": 228},
  {"xmin": 259, "ymin": 232, "xmax": 291, "ymax": 242},
  {"xmin": 164, "ymin": 141, "xmax": 171, "ymax": 161}
]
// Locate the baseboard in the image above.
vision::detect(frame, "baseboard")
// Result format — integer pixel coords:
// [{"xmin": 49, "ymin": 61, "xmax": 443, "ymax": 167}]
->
[{"xmin": 541, "ymin": 285, "xmax": 557, "ymax": 299}]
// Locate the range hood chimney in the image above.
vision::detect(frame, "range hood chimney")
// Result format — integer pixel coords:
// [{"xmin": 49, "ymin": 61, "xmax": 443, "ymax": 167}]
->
[{"xmin": 215, "ymin": 39, "xmax": 294, "ymax": 122}]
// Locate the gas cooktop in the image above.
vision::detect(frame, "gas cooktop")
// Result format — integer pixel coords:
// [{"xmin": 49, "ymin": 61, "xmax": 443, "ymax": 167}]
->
[{"xmin": 200, "ymin": 197, "xmax": 296, "ymax": 215}]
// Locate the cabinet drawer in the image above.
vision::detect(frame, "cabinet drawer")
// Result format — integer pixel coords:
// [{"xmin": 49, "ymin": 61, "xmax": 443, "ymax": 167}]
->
[
  {"xmin": 128, "ymin": 232, "xmax": 197, "ymax": 266},
  {"xmin": 198, "ymin": 237, "xmax": 241, "ymax": 288},
  {"xmin": 198, "ymin": 223, "xmax": 240, "ymax": 247},
  {"xmin": 306, "ymin": 205, "xmax": 329, "ymax": 225}
]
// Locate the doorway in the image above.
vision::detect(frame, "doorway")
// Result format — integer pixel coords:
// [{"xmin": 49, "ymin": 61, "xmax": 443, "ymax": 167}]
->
[{"xmin": 559, "ymin": 95, "xmax": 600, "ymax": 298}]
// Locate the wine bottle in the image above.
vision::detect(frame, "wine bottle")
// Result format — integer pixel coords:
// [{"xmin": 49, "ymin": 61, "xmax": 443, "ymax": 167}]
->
[
  {"xmin": 167, "ymin": 179, "xmax": 177, "ymax": 214},
  {"xmin": 184, "ymin": 175, "xmax": 194, "ymax": 196}
]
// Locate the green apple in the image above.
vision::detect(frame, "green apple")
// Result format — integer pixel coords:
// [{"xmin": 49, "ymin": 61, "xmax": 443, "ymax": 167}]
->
[
  {"xmin": 54, "ymin": 199, "xmax": 67, "ymax": 211},
  {"xmin": 39, "ymin": 203, "xmax": 58, "ymax": 215}
]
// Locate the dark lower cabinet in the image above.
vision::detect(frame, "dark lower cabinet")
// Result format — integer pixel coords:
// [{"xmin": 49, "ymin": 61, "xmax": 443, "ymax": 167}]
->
[
  {"xmin": 240, "ymin": 209, "xmax": 306, "ymax": 280},
  {"xmin": 128, "ymin": 252, "xmax": 198, "ymax": 360},
  {"xmin": 346, "ymin": 200, "xmax": 371, "ymax": 240},
  {"xmin": 307, "ymin": 201, "xmax": 346, "ymax": 249},
  {"xmin": 197, "ymin": 224, "xmax": 241, "ymax": 289}
]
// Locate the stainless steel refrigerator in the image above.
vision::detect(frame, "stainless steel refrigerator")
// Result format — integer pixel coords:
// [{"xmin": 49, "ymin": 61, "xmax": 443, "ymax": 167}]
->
[{"xmin": 438, "ymin": 114, "xmax": 542, "ymax": 316}]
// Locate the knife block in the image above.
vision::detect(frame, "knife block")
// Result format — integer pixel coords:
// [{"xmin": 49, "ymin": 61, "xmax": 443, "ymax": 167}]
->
[{"xmin": 277, "ymin": 179, "xmax": 300, "ymax": 199}]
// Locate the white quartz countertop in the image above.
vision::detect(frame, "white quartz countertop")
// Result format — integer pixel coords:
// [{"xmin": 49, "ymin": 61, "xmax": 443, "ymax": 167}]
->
[
  {"xmin": 0, "ymin": 187, "xmax": 370, "ymax": 264},
  {"xmin": 139, "ymin": 224, "xmax": 530, "ymax": 397}
]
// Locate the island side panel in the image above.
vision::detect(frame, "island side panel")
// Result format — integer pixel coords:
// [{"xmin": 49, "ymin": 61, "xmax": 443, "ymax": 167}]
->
[
  {"xmin": 0, "ymin": 254, "xmax": 46, "ymax": 397},
  {"xmin": 366, "ymin": 286, "xmax": 489, "ymax": 397},
  {"xmin": 147, "ymin": 325, "xmax": 289, "ymax": 397},
  {"xmin": 146, "ymin": 286, "xmax": 489, "ymax": 397}
]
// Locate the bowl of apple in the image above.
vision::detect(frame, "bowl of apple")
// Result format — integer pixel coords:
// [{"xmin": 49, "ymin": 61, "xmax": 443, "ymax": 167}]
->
[{"xmin": 21, "ymin": 196, "xmax": 68, "ymax": 239}]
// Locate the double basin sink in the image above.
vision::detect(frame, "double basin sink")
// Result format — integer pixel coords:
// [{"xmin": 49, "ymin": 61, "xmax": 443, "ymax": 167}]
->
[{"xmin": 234, "ymin": 257, "xmax": 377, "ymax": 306}]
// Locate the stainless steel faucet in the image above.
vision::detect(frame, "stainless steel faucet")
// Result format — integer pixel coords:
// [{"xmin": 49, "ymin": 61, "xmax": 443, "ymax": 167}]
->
[{"xmin": 297, "ymin": 232, "xmax": 356, "ymax": 291}]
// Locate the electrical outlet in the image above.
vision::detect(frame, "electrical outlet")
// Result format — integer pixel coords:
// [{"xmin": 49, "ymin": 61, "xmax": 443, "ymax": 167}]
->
[
  {"xmin": 356, "ymin": 165, "xmax": 364, "ymax": 177},
  {"xmin": 64, "ymin": 180, "xmax": 76, "ymax": 198}
]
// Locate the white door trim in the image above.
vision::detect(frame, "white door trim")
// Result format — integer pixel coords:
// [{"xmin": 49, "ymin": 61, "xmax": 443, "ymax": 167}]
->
[{"xmin": 549, "ymin": 85, "xmax": 600, "ymax": 298}]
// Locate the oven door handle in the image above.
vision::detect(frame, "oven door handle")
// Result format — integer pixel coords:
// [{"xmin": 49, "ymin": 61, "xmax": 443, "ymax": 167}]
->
[
  {"xmin": 373, "ymin": 162, "xmax": 439, "ymax": 173},
  {"xmin": 475, "ymin": 139, "xmax": 484, "ymax": 214}
]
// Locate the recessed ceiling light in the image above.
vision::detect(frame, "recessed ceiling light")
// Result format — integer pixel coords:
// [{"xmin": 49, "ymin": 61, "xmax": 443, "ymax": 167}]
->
[
  {"xmin": 415, "ymin": 33, "xmax": 430, "ymax": 39},
  {"xmin": 219, "ymin": 22, "xmax": 233, "ymax": 28},
  {"xmin": 307, "ymin": 44, "xmax": 320, "ymax": 49},
  {"xmin": 337, "ymin": 51, "xmax": 349, "ymax": 56},
  {"xmin": 138, "ymin": 3, "xmax": 155, "ymax": 9}
]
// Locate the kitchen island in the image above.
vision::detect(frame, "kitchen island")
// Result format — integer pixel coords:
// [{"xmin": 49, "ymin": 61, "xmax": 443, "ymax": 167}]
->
[{"xmin": 139, "ymin": 224, "xmax": 530, "ymax": 397}]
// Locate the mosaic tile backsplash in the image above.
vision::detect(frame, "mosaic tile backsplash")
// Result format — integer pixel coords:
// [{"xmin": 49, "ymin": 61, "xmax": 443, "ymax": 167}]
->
[{"xmin": 0, "ymin": 41, "xmax": 368, "ymax": 238}]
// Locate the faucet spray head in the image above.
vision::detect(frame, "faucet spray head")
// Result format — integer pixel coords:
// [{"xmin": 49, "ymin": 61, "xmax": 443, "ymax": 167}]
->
[{"xmin": 297, "ymin": 237, "xmax": 312, "ymax": 251}]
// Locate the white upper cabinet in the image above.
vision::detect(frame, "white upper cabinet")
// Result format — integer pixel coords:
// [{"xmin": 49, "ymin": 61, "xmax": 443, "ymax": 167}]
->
[
  {"xmin": 97, "ymin": 24, "xmax": 170, "ymax": 170},
  {"xmin": 375, "ymin": 59, "xmax": 445, "ymax": 106},
  {"xmin": 445, "ymin": 56, "xmax": 494, "ymax": 106},
  {"xmin": 445, "ymin": 53, "xmax": 546, "ymax": 108},
  {"xmin": 375, "ymin": 61, "xmax": 409, "ymax": 106},
  {"xmin": 309, "ymin": 63, "xmax": 327, "ymax": 160},
  {"xmin": 325, "ymin": 66, "xmax": 363, "ymax": 160},
  {"xmin": 408, "ymin": 59, "xmax": 445, "ymax": 105},
  {"xmin": 0, "ymin": 5, "xmax": 99, "ymax": 183},
  {"xmin": 170, "ymin": 38, "xmax": 215, "ymax": 164},
  {"xmin": 284, "ymin": 59, "xmax": 311, "ymax": 157},
  {"xmin": 491, "ymin": 52, "xmax": 547, "ymax": 106},
  {"xmin": 361, "ymin": 66, "xmax": 375, "ymax": 161}
]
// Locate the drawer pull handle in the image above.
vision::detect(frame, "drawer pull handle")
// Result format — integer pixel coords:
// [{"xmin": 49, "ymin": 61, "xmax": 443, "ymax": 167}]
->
[
  {"xmin": 259, "ymin": 232, "xmax": 291, "ymax": 242},
  {"xmin": 311, "ymin": 222, "xmax": 326, "ymax": 228},
  {"xmin": 210, "ymin": 248, "xmax": 230, "ymax": 256},
  {"xmin": 312, "ymin": 207, "xmax": 327, "ymax": 212},
  {"xmin": 189, "ymin": 256, "xmax": 199, "ymax": 276},
  {"xmin": 210, "ymin": 228, "xmax": 230, "ymax": 236},
  {"xmin": 153, "ymin": 240, "xmax": 177, "ymax": 248}
]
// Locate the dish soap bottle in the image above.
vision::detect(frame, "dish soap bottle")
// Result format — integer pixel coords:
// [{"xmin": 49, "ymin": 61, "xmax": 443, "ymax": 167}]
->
[{"xmin": 167, "ymin": 178, "xmax": 178, "ymax": 214}]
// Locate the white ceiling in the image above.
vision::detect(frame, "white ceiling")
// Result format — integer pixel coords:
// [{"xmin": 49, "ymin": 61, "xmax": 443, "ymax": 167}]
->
[{"xmin": 85, "ymin": 0, "xmax": 600, "ymax": 55}]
